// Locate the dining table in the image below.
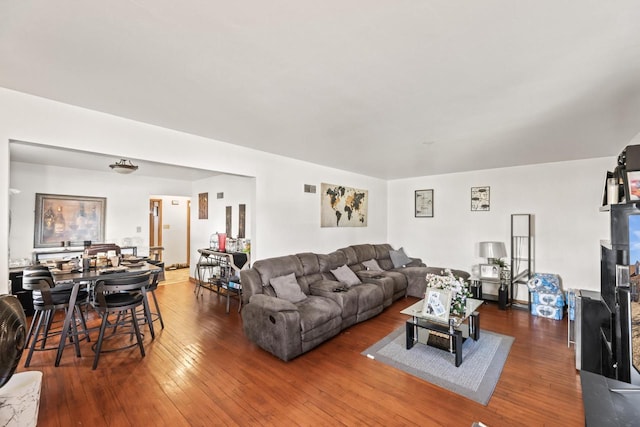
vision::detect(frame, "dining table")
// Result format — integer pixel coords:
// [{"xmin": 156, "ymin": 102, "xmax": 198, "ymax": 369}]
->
[{"xmin": 51, "ymin": 261, "xmax": 163, "ymax": 366}]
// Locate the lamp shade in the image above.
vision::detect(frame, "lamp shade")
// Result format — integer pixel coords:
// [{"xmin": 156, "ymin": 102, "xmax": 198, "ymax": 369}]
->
[{"xmin": 479, "ymin": 241, "xmax": 507, "ymax": 259}]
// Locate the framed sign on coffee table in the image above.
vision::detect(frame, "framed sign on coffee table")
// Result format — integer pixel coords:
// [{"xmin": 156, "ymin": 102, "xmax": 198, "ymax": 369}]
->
[
  {"xmin": 34, "ymin": 193, "xmax": 106, "ymax": 248},
  {"xmin": 422, "ymin": 288, "xmax": 451, "ymax": 323}
]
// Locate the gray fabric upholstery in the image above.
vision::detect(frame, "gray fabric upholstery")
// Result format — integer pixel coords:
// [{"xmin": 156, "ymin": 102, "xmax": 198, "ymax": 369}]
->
[
  {"xmin": 240, "ymin": 243, "xmax": 467, "ymax": 361},
  {"xmin": 390, "ymin": 247, "xmax": 412, "ymax": 267},
  {"xmin": 330, "ymin": 265, "xmax": 361, "ymax": 287},
  {"xmin": 362, "ymin": 258, "xmax": 383, "ymax": 271},
  {"xmin": 270, "ymin": 273, "xmax": 307, "ymax": 303}
]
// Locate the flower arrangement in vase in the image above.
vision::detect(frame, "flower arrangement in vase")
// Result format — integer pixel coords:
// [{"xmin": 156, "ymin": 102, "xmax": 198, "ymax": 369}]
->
[{"xmin": 425, "ymin": 269, "xmax": 472, "ymax": 317}]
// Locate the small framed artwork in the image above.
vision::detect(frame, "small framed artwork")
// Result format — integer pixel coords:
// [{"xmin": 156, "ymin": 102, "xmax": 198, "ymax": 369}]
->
[
  {"xmin": 471, "ymin": 186, "xmax": 490, "ymax": 211},
  {"xmin": 421, "ymin": 288, "xmax": 451, "ymax": 323},
  {"xmin": 198, "ymin": 193, "xmax": 208, "ymax": 219},
  {"xmin": 415, "ymin": 189, "xmax": 434, "ymax": 218},
  {"xmin": 479, "ymin": 264, "xmax": 501, "ymax": 280},
  {"xmin": 626, "ymin": 171, "xmax": 640, "ymax": 202}
]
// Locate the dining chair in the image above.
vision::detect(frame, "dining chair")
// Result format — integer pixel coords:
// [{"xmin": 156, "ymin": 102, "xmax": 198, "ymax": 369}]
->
[
  {"xmin": 143, "ymin": 268, "xmax": 165, "ymax": 331},
  {"xmin": 22, "ymin": 272, "xmax": 89, "ymax": 367},
  {"xmin": 91, "ymin": 271, "xmax": 151, "ymax": 370}
]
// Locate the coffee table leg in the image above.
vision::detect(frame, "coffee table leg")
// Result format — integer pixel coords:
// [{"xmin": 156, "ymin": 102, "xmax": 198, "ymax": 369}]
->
[
  {"xmin": 470, "ymin": 311, "xmax": 480, "ymax": 341},
  {"xmin": 406, "ymin": 321, "xmax": 415, "ymax": 350},
  {"xmin": 454, "ymin": 330, "xmax": 463, "ymax": 367}
]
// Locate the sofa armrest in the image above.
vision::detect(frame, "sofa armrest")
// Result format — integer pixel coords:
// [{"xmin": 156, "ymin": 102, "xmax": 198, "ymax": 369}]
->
[{"xmin": 249, "ymin": 294, "xmax": 298, "ymax": 312}]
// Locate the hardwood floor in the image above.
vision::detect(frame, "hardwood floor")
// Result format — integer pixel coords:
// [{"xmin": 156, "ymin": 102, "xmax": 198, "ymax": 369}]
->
[{"xmin": 20, "ymin": 276, "xmax": 584, "ymax": 426}]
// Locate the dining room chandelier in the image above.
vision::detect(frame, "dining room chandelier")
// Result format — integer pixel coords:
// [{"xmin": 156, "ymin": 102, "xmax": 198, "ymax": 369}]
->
[{"xmin": 109, "ymin": 159, "xmax": 139, "ymax": 174}]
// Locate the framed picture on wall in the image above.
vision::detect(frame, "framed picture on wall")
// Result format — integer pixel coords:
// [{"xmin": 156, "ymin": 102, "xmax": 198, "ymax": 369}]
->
[
  {"xmin": 415, "ymin": 189, "xmax": 434, "ymax": 217},
  {"xmin": 34, "ymin": 193, "xmax": 106, "ymax": 248},
  {"xmin": 471, "ymin": 186, "xmax": 490, "ymax": 211},
  {"xmin": 198, "ymin": 192, "xmax": 208, "ymax": 219}
]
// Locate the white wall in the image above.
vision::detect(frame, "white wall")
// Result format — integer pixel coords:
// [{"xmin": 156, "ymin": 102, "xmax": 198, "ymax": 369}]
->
[
  {"xmin": 388, "ymin": 157, "xmax": 613, "ymax": 298},
  {"xmin": 9, "ymin": 161, "xmax": 192, "ymax": 261},
  {"xmin": 151, "ymin": 195, "xmax": 191, "ymax": 266},
  {"xmin": 0, "ymin": 88, "xmax": 388, "ymax": 293},
  {"xmin": 190, "ymin": 174, "xmax": 255, "ymax": 269}
]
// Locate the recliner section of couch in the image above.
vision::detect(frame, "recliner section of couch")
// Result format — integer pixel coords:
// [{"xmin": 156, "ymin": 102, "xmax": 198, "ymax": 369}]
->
[{"xmin": 240, "ymin": 243, "xmax": 468, "ymax": 361}]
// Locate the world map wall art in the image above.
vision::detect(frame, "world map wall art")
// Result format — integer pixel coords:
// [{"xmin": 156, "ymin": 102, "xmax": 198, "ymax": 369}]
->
[{"xmin": 321, "ymin": 183, "xmax": 368, "ymax": 227}]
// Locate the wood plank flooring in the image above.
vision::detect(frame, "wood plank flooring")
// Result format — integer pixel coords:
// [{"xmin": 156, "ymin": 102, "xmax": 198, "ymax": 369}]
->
[{"xmin": 19, "ymin": 274, "xmax": 584, "ymax": 426}]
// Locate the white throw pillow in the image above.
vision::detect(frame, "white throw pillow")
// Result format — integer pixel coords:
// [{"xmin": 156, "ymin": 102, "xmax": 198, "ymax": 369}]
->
[
  {"xmin": 270, "ymin": 273, "xmax": 307, "ymax": 303},
  {"xmin": 330, "ymin": 265, "xmax": 361, "ymax": 287}
]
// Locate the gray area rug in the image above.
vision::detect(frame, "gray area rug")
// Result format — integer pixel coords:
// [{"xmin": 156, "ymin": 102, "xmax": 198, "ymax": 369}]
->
[{"xmin": 362, "ymin": 326, "xmax": 514, "ymax": 405}]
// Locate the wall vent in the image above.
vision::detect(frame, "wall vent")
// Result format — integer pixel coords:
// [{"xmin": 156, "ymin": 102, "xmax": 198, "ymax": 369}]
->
[
  {"xmin": 304, "ymin": 184, "xmax": 316, "ymax": 194},
  {"xmin": 216, "ymin": 192, "xmax": 224, "ymax": 199}
]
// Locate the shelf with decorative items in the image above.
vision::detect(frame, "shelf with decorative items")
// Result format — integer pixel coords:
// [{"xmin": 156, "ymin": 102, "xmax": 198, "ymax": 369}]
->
[{"xmin": 511, "ymin": 214, "xmax": 534, "ymax": 310}]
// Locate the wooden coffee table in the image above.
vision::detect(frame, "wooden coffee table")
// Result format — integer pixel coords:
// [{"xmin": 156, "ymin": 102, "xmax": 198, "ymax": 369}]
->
[{"xmin": 400, "ymin": 298, "xmax": 482, "ymax": 367}]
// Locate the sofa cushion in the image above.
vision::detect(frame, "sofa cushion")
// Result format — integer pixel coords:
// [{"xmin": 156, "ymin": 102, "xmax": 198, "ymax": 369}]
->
[
  {"xmin": 390, "ymin": 247, "xmax": 412, "ymax": 268},
  {"xmin": 330, "ymin": 265, "xmax": 361, "ymax": 287},
  {"xmin": 362, "ymin": 258, "xmax": 383, "ymax": 271},
  {"xmin": 270, "ymin": 273, "xmax": 307, "ymax": 303}
]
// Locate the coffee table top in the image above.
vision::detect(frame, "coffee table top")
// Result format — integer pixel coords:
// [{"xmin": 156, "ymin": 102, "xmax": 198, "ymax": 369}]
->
[{"xmin": 400, "ymin": 298, "xmax": 483, "ymax": 327}]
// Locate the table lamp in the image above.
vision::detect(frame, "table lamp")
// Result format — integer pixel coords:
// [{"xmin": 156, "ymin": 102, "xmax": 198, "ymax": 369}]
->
[{"xmin": 479, "ymin": 241, "xmax": 507, "ymax": 264}]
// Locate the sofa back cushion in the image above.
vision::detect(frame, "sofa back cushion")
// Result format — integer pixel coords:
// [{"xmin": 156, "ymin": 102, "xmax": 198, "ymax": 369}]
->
[
  {"xmin": 349, "ymin": 244, "xmax": 377, "ymax": 264},
  {"xmin": 296, "ymin": 252, "xmax": 323, "ymax": 290},
  {"xmin": 319, "ymin": 252, "xmax": 347, "ymax": 281},
  {"xmin": 253, "ymin": 255, "xmax": 307, "ymax": 294},
  {"xmin": 373, "ymin": 243, "xmax": 395, "ymax": 270}
]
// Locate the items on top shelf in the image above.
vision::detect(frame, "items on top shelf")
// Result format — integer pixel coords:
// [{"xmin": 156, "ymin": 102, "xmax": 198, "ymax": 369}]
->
[{"xmin": 604, "ymin": 144, "xmax": 640, "ymax": 206}]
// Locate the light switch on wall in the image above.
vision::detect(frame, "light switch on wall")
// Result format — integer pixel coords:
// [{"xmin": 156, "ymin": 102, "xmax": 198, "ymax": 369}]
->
[
  {"xmin": 136, "ymin": 226, "xmax": 142, "ymax": 233},
  {"xmin": 163, "ymin": 224, "xmax": 170, "ymax": 229}
]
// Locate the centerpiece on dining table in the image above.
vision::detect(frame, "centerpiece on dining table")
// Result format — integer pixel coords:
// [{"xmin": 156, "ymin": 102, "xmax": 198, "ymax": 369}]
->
[{"xmin": 425, "ymin": 269, "xmax": 472, "ymax": 317}]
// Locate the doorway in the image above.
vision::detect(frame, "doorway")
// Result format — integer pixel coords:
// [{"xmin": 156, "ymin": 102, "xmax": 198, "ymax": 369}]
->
[{"xmin": 149, "ymin": 199, "xmax": 163, "ymax": 261}]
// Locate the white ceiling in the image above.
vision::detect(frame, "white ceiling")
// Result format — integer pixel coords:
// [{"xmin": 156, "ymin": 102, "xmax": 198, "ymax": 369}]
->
[{"xmin": 1, "ymin": 1, "xmax": 638, "ymax": 179}]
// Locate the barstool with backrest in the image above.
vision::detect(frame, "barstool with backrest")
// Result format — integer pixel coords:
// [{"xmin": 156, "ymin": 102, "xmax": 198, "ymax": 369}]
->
[
  {"xmin": 91, "ymin": 271, "xmax": 151, "ymax": 370},
  {"xmin": 22, "ymin": 270, "xmax": 89, "ymax": 367},
  {"xmin": 139, "ymin": 268, "xmax": 164, "ymax": 333}
]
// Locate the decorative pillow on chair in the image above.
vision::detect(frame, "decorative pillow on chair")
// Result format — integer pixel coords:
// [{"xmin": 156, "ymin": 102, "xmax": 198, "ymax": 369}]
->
[
  {"xmin": 270, "ymin": 273, "xmax": 307, "ymax": 303},
  {"xmin": 389, "ymin": 247, "xmax": 412, "ymax": 268},
  {"xmin": 362, "ymin": 258, "xmax": 383, "ymax": 271},
  {"xmin": 330, "ymin": 265, "xmax": 361, "ymax": 287}
]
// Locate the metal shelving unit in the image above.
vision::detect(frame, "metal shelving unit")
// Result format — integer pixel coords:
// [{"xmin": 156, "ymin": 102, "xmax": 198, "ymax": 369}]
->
[{"xmin": 511, "ymin": 214, "xmax": 534, "ymax": 310}]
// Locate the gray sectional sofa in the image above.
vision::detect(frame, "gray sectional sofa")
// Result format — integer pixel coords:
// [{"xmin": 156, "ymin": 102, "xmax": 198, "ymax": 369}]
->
[{"xmin": 240, "ymin": 243, "xmax": 469, "ymax": 361}]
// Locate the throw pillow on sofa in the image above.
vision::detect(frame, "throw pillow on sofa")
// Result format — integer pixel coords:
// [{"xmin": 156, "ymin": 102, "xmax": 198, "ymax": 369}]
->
[
  {"xmin": 330, "ymin": 265, "xmax": 361, "ymax": 287},
  {"xmin": 270, "ymin": 273, "xmax": 307, "ymax": 303},
  {"xmin": 389, "ymin": 247, "xmax": 412, "ymax": 268},
  {"xmin": 362, "ymin": 258, "xmax": 383, "ymax": 271}
]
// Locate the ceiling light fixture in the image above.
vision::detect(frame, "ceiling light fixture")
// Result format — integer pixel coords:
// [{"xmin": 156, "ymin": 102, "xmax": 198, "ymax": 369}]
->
[{"xmin": 109, "ymin": 158, "xmax": 139, "ymax": 174}]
